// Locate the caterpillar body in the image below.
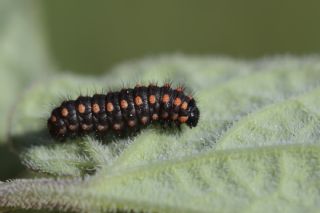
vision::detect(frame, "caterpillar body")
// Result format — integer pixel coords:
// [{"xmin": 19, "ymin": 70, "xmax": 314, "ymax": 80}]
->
[{"xmin": 47, "ymin": 83, "xmax": 200, "ymax": 140}]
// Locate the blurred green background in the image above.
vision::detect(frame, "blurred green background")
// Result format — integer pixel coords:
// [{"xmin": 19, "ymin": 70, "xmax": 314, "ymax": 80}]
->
[
  {"xmin": 1, "ymin": 0, "xmax": 320, "ymax": 180},
  {"xmin": 43, "ymin": 0, "xmax": 320, "ymax": 74}
]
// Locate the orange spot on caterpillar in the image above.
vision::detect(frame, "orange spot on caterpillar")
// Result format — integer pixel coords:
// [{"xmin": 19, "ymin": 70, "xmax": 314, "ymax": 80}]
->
[
  {"xmin": 107, "ymin": 102, "xmax": 114, "ymax": 112},
  {"xmin": 135, "ymin": 96, "xmax": 143, "ymax": 106}
]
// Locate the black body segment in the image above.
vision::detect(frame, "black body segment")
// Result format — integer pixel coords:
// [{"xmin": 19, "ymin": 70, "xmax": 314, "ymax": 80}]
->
[{"xmin": 47, "ymin": 83, "xmax": 200, "ymax": 140}]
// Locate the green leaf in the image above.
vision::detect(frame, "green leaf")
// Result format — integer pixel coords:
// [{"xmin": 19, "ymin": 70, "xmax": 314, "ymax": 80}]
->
[
  {"xmin": 1, "ymin": 145, "xmax": 320, "ymax": 212},
  {"xmin": 21, "ymin": 138, "xmax": 131, "ymax": 176},
  {"xmin": 3, "ymin": 56, "xmax": 320, "ymax": 212},
  {"xmin": 216, "ymin": 88, "xmax": 320, "ymax": 150}
]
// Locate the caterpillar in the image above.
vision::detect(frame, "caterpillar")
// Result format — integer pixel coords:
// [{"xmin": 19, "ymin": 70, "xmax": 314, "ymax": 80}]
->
[{"xmin": 47, "ymin": 83, "xmax": 200, "ymax": 141}]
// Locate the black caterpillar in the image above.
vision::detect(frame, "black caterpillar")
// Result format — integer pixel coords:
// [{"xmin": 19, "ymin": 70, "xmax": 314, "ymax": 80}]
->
[{"xmin": 47, "ymin": 83, "xmax": 200, "ymax": 140}]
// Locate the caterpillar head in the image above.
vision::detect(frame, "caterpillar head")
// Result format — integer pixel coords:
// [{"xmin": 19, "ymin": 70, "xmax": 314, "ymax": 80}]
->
[{"xmin": 186, "ymin": 99, "xmax": 200, "ymax": 128}]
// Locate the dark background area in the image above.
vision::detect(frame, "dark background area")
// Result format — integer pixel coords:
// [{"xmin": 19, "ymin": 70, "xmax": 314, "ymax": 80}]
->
[{"xmin": 42, "ymin": 0, "xmax": 320, "ymax": 74}]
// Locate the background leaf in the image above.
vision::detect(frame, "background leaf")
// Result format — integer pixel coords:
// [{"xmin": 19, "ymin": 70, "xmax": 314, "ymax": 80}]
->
[
  {"xmin": 0, "ymin": 0, "xmax": 53, "ymax": 143},
  {"xmin": 0, "ymin": 0, "xmax": 53, "ymax": 181}
]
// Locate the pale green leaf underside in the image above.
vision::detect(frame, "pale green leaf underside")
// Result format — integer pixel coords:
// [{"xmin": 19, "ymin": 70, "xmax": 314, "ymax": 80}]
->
[
  {"xmin": 2, "ymin": 56, "xmax": 320, "ymax": 212},
  {"xmin": 2, "ymin": 145, "xmax": 320, "ymax": 213}
]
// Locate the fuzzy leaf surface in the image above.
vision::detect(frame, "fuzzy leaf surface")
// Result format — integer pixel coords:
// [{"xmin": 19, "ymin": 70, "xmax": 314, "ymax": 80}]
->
[{"xmin": 2, "ymin": 56, "xmax": 320, "ymax": 212}]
